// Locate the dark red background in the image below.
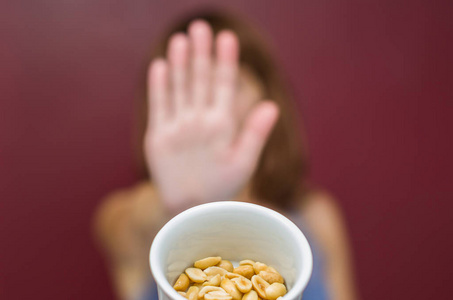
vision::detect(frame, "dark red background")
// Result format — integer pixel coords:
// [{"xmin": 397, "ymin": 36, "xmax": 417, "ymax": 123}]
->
[{"xmin": 1, "ymin": 1, "xmax": 452, "ymax": 299}]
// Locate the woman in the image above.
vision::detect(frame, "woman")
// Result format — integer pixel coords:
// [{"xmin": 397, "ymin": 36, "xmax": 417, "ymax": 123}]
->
[{"xmin": 94, "ymin": 11, "xmax": 358, "ymax": 300}]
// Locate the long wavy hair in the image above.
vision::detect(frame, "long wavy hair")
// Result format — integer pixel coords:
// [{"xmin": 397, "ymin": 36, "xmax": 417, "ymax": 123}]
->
[{"xmin": 134, "ymin": 9, "xmax": 309, "ymax": 209}]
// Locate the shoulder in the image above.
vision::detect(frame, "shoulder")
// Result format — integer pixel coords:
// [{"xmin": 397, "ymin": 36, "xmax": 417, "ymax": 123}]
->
[
  {"xmin": 300, "ymin": 190, "xmax": 346, "ymax": 230},
  {"xmin": 92, "ymin": 181, "xmax": 161, "ymax": 250},
  {"xmin": 297, "ymin": 190, "xmax": 358, "ymax": 300},
  {"xmin": 92, "ymin": 181, "xmax": 163, "ymax": 300},
  {"xmin": 297, "ymin": 190, "xmax": 351, "ymax": 260},
  {"xmin": 299, "ymin": 190, "xmax": 357, "ymax": 300}
]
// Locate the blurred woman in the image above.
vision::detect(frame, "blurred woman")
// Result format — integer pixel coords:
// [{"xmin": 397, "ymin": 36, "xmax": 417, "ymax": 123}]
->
[{"xmin": 94, "ymin": 11, "xmax": 357, "ymax": 300}]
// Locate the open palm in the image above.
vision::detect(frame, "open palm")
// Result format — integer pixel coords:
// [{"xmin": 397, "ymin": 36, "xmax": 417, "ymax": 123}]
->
[{"xmin": 144, "ymin": 20, "xmax": 279, "ymax": 213}]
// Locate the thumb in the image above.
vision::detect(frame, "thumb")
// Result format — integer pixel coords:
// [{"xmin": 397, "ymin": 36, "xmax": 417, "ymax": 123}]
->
[{"xmin": 233, "ymin": 101, "xmax": 279, "ymax": 169}]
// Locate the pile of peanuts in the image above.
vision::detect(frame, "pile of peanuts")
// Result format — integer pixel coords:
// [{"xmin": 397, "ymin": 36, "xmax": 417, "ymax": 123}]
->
[{"xmin": 173, "ymin": 256, "xmax": 287, "ymax": 300}]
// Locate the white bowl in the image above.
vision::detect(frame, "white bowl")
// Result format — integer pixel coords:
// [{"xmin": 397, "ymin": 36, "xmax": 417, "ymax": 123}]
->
[{"xmin": 150, "ymin": 201, "xmax": 313, "ymax": 300}]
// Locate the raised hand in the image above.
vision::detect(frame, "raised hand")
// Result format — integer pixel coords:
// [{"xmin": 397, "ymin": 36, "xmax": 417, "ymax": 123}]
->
[{"xmin": 144, "ymin": 20, "xmax": 279, "ymax": 213}]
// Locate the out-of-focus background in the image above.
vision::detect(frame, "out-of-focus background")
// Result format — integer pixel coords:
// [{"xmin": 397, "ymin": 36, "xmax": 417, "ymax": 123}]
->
[{"xmin": 1, "ymin": 0, "xmax": 452, "ymax": 299}]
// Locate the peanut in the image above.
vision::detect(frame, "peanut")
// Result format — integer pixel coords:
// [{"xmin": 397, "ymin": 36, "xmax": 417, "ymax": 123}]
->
[
  {"xmin": 231, "ymin": 276, "xmax": 252, "ymax": 293},
  {"xmin": 187, "ymin": 286, "xmax": 200, "ymax": 300},
  {"xmin": 221, "ymin": 278, "xmax": 243, "ymax": 300},
  {"xmin": 239, "ymin": 260, "xmax": 255, "ymax": 266},
  {"xmin": 258, "ymin": 271, "xmax": 284, "ymax": 284},
  {"xmin": 251, "ymin": 275, "xmax": 269, "ymax": 299},
  {"xmin": 252, "ymin": 262, "xmax": 268, "ymax": 275},
  {"xmin": 268, "ymin": 267, "xmax": 284, "ymax": 282},
  {"xmin": 233, "ymin": 265, "xmax": 254, "ymax": 279},
  {"xmin": 265, "ymin": 283, "xmax": 286, "ymax": 300},
  {"xmin": 225, "ymin": 272, "xmax": 242, "ymax": 279},
  {"xmin": 205, "ymin": 290, "xmax": 233, "ymax": 300},
  {"xmin": 195, "ymin": 257, "xmax": 222, "ymax": 270},
  {"xmin": 186, "ymin": 268, "xmax": 208, "ymax": 283},
  {"xmin": 217, "ymin": 260, "xmax": 234, "ymax": 272},
  {"xmin": 199, "ymin": 286, "xmax": 225, "ymax": 298},
  {"xmin": 204, "ymin": 266, "xmax": 228, "ymax": 277},
  {"xmin": 242, "ymin": 290, "xmax": 258, "ymax": 300},
  {"xmin": 203, "ymin": 274, "xmax": 222, "ymax": 287},
  {"xmin": 174, "ymin": 273, "xmax": 190, "ymax": 291}
]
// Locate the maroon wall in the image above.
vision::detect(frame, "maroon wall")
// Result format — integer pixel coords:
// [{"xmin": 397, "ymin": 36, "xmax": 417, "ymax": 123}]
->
[{"xmin": 1, "ymin": 1, "xmax": 452, "ymax": 299}]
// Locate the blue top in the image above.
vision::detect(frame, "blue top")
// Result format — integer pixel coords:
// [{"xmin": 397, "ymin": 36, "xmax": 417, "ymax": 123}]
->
[
  {"xmin": 140, "ymin": 213, "xmax": 329, "ymax": 300},
  {"xmin": 290, "ymin": 213, "xmax": 329, "ymax": 300}
]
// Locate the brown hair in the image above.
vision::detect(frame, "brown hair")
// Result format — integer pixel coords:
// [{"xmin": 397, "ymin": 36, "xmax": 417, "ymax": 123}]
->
[{"xmin": 134, "ymin": 9, "xmax": 309, "ymax": 209}]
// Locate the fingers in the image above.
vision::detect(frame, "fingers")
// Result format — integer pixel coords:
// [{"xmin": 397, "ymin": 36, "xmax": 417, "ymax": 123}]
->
[
  {"xmin": 147, "ymin": 58, "xmax": 169, "ymax": 130},
  {"xmin": 234, "ymin": 101, "xmax": 279, "ymax": 169},
  {"xmin": 150, "ymin": 22, "xmax": 240, "ymax": 132},
  {"xmin": 168, "ymin": 33, "xmax": 189, "ymax": 116},
  {"xmin": 213, "ymin": 31, "xmax": 239, "ymax": 112},
  {"xmin": 189, "ymin": 20, "xmax": 213, "ymax": 109}
]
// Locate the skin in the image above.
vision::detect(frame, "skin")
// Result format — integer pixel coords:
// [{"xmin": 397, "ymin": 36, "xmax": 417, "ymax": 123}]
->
[
  {"xmin": 145, "ymin": 22, "xmax": 279, "ymax": 214},
  {"xmin": 94, "ymin": 20, "xmax": 358, "ymax": 300}
]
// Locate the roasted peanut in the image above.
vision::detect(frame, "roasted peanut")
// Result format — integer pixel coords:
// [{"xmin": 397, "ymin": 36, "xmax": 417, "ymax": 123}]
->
[
  {"xmin": 239, "ymin": 260, "xmax": 255, "ymax": 266},
  {"xmin": 225, "ymin": 272, "xmax": 242, "ymax": 279},
  {"xmin": 265, "ymin": 283, "xmax": 286, "ymax": 300},
  {"xmin": 269, "ymin": 267, "xmax": 284, "ymax": 281},
  {"xmin": 204, "ymin": 266, "xmax": 228, "ymax": 277},
  {"xmin": 268, "ymin": 267, "xmax": 278, "ymax": 274},
  {"xmin": 242, "ymin": 290, "xmax": 258, "ymax": 300},
  {"xmin": 199, "ymin": 286, "xmax": 226, "ymax": 298},
  {"xmin": 174, "ymin": 257, "xmax": 286, "ymax": 300},
  {"xmin": 252, "ymin": 262, "xmax": 268, "ymax": 275},
  {"xmin": 195, "ymin": 257, "xmax": 222, "ymax": 270},
  {"xmin": 258, "ymin": 271, "xmax": 284, "ymax": 284},
  {"xmin": 203, "ymin": 274, "xmax": 222, "ymax": 287},
  {"xmin": 231, "ymin": 276, "xmax": 252, "ymax": 293},
  {"xmin": 174, "ymin": 273, "xmax": 190, "ymax": 291},
  {"xmin": 233, "ymin": 265, "xmax": 254, "ymax": 279},
  {"xmin": 217, "ymin": 260, "xmax": 234, "ymax": 272},
  {"xmin": 186, "ymin": 268, "xmax": 208, "ymax": 283},
  {"xmin": 251, "ymin": 275, "xmax": 269, "ymax": 299},
  {"xmin": 205, "ymin": 290, "xmax": 233, "ymax": 300},
  {"xmin": 221, "ymin": 278, "xmax": 243, "ymax": 300},
  {"xmin": 187, "ymin": 286, "xmax": 200, "ymax": 300},
  {"xmin": 193, "ymin": 283, "xmax": 204, "ymax": 289}
]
